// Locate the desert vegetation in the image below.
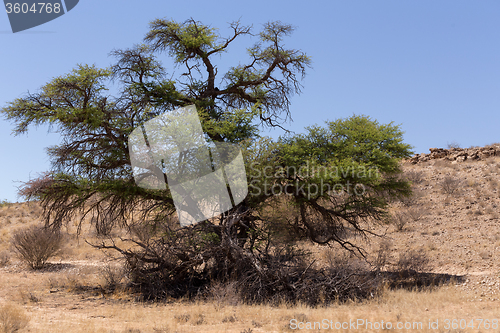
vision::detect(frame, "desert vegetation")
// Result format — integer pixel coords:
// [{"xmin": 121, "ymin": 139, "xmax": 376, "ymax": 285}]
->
[
  {"xmin": 1, "ymin": 16, "xmax": 500, "ymax": 332},
  {"xmin": 1, "ymin": 17, "xmax": 414, "ymax": 308},
  {"xmin": 11, "ymin": 225, "xmax": 62, "ymax": 270},
  {"xmin": 0, "ymin": 153, "xmax": 499, "ymax": 331}
]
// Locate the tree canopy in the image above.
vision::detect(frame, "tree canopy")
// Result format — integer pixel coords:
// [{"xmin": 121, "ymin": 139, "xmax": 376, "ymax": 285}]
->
[{"xmin": 2, "ymin": 18, "xmax": 413, "ymax": 304}]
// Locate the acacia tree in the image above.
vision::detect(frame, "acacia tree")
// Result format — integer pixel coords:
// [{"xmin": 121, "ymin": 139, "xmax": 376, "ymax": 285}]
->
[{"xmin": 2, "ymin": 18, "xmax": 412, "ymax": 304}]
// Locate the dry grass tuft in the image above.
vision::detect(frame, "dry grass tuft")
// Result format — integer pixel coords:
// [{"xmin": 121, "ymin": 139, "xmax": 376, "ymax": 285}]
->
[
  {"xmin": 0, "ymin": 250, "xmax": 10, "ymax": 267},
  {"xmin": 0, "ymin": 304, "xmax": 29, "ymax": 333},
  {"xmin": 396, "ymin": 248, "xmax": 430, "ymax": 273},
  {"xmin": 373, "ymin": 239, "xmax": 392, "ymax": 271},
  {"xmin": 208, "ymin": 281, "xmax": 241, "ymax": 308},
  {"xmin": 1, "ymin": 152, "xmax": 500, "ymax": 331},
  {"xmin": 404, "ymin": 169, "xmax": 425, "ymax": 184}
]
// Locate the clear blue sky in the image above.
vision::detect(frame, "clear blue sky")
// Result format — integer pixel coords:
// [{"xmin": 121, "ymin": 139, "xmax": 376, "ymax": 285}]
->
[{"xmin": 1, "ymin": 1, "xmax": 500, "ymax": 202}]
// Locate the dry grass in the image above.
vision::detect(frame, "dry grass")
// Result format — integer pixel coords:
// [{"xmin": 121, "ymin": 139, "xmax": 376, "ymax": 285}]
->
[
  {"xmin": 0, "ymin": 303, "xmax": 29, "ymax": 333},
  {"xmin": 0, "ymin": 153, "xmax": 500, "ymax": 331},
  {"xmin": 0, "ymin": 286, "xmax": 495, "ymax": 333},
  {"xmin": 0, "ymin": 251, "xmax": 10, "ymax": 267}
]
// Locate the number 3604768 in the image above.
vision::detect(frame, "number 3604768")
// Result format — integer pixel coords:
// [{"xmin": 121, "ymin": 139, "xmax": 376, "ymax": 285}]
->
[{"xmin": 5, "ymin": 3, "xmax": 62, "ymax": 14}]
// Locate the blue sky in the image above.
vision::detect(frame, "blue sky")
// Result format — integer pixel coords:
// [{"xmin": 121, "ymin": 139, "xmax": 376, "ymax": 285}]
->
[{"xmin": 1, "ymin": 1, "xmax": 500, "ymax": 202}]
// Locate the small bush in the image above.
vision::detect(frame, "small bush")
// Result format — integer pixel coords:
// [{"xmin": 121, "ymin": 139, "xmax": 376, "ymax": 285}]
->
[
  {"xmin": 440, "ymin": 176, "xmax": 462, "ymax": 196},
  {"xmin": 174, "ymin": 314, "xmax": 190, "ymax": 323},
  {"xmin": 399, "ymin": 189, "xmax": 423, "ymax": 207},
  {"xmin": 0, "ymin": 200, "xmax": 11, "ymax": 208},
  {"xmin": 391, "ymin": 211, "xmax": 410, "ymax": 232},
  {"xmin": 0, "ymin": 251, "xmax": 10, "ymax": 267},
  {"xmin": 404, "ymin": 170, "xmax": 424, "ymax": 185},
  {"xmin": 396, "ymin": 248, "xmax": 430, "ymax": 273},
  {"xmin": 0, "ymin": 304, "xmax": 29, "ymax": 333},
  {"xmin": 19, "ymin": 290, "xmax": 40, "ymax": 304},
  {"xmin": 222, "ymin": 315, "xmax": 237, "ymax": 323},
  {"xmin": 447, "ymin": 141, "xmax": 461, "ymax": 149},
  {"xmin": 208, "ymin": 281, "xmax": 240, "ymax": 307},
  {"xmin": 373, "ymin": 240, "xmax": 392, "ymax": 271},
  {"xmin": 99, "ymin": 264, "xmax": 126, "ymax": 292},
  {"xmin": 11, "ymin": 226, "xmax": 62, "ymax": 270},
  {"xmin": 192, "ymin": 314, "xmax": 204, "ymax": 325},
  {"xmin": 406, "ymin": 207, "xmax": 428, "ymax": 222}
]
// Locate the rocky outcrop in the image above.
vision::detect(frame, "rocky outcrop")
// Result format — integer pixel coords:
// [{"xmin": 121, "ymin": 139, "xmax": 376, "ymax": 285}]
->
[{"xmin": 408, "ymin": 144, "xmax": 500, "ymax": 164}]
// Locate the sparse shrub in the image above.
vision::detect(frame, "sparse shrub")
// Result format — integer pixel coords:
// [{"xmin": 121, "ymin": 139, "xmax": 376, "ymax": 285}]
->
[
  {"xmin": 0, "ymin": 251, "xmax": 10, "ymax": 267},
  {"xmin": 404, "ymin": 170, "xmax": 425, "ymax": 185},
  {"xmin": 373, "ymin": 239, "xmax": 392, "ymax": 271},
  {"xmin": 396, "ymin": 248, "xmax": 430, "ymax": 273},
  {"xmin": 123, "ymin": 329, "xmax": 141, "ymax": 333},
  {"xmin": 208, "ymin": 281, "xmax": 240, "ymax": 307},
  {"xmin": 19, "ymin": 290, "xmax": 40, "ymax": 304},
  {"xmin": 399, "ymin": 188, "xmax": 423, "ymax": 207},
  {"xmin": 407, "ymin": 207, "xmax": 428, "ymax": 222},
  {"xmin": 11, "ymin": 225, "xmax": 62, "ymax": 270},
  {"xmin": 129, "ymin": 222, "xmax": 156, "ymax": 243},
  {"xmin": 91, "ymin": 214, "xmax": 115, "ymax": 237},
  {"xmin": 0, "ymin": 200, "xmax": 11, "ymax": 208},
  {"xmin": 222, "ymin": 315, "xmax": 237, "ymax": 323},
  {"xmin": 440, "ymin": 176, "xmax": 462, "ymax": 196},
  {"xmin": 192, "ymin": 314, "xmax": 205, "ymax": 325},
  {"xmin": 174, "ymin": 314, "xmax": 190, "ymax": 323},
  {"xmin": 447, "ymin": 141, "xmax": 461, "ymax": 149},
  {"xmin": 391, "ymin": 211, "xmax": 410, "ymax": 231},
  {"xmin": 0, "ymin": 303, "xmax": 29, "ymax": 333},
  {"xmin": 99, "ymin": 264, "xmax": 126, "ymax": 291}
]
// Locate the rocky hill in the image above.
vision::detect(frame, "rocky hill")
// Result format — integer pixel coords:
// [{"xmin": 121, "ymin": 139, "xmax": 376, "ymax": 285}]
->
[
  {"xmin": 378, "ymin": 144, "xmax": 500, "ymax": 302},
  {"xmin": 408, "ymin": 143, "xmax": 500, "ymax": 164}
]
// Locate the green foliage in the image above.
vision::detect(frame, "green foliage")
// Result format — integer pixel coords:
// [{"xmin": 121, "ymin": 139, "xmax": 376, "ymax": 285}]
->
[
  {"xmin": 2, "ymin": 65, "xmax": 112, "ymax": 135},
  {"xmin": 0, "ymin": 200, "xmax": 11, "ymax": 207},
  {"xmin": 279, "ymin": 115, "xmax": 412, "ymax": 193},
  {"xmin": 241, "ymin": 116, "xmax": 413, "ymax": 252},
  {"xmin": 146, "ymin": 19, "xmax": 218, "ymax": 62},
  {"xmin": 245, "ymin": 115, "xmax": 412, "ymax": 205},
  {"xmin": 1, "ymin": 17, "xmax": 414, "ymax": 304},
  {"xmin": 1, "ymin": 18, "xmax": 313, "ymax": 236}
]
